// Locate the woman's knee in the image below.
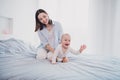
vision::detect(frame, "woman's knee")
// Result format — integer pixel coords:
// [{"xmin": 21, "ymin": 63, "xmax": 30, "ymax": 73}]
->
[{"xmin": 36, "ymin": 48, "xmax": 47, "ymax": 59}]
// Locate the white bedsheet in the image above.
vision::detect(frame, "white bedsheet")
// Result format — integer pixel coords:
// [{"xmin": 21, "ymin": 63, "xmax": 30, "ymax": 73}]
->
[{"xmin": 0, "ymin": 38, "xmax": 120, "ymax": 80}]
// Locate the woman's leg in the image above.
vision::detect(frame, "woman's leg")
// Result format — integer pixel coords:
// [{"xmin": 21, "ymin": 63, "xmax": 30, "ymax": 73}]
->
[{"xmin": 36, "ymin": 48, "xmax": 47, "ymax": 60}]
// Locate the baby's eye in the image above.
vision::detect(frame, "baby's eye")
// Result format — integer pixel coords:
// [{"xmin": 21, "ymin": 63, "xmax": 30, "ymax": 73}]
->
[{"xmin": 65, "ymin": 40, "xmax": 67, "ymax": 41}]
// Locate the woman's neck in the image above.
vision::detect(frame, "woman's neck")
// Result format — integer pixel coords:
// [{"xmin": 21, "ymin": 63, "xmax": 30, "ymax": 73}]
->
[
  {"xmin": 46, "ymin": 24, "xmax": 50, "ymax": 27},
  {"xmin": 46, "ymin": 24, "xmax": 52, "ymax": 31}
]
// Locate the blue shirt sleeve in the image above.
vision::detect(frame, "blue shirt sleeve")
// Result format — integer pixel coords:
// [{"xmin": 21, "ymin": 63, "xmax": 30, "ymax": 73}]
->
[
  {"xmin": 56, "ymin": 21, "xmax": 63, "ymax": 44},
  {"xmin": 37, "ymin": 30, "xmax": 48, "ymax": 48}
]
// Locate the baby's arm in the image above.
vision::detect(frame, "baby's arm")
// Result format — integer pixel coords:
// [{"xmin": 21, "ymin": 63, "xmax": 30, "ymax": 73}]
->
[
  {"xmin": 51, "ymin": 46, "xmax": 60, "ymax": 64},
  {"xmin": 51, "ymin": 55, "xmax": 57, "ymax": 64},
  {"xmin": 69, "ymin": 44, "xmax": 86, "ymax": 55},
  {"xmin": 69, "ymin": 47, "xmax": 81, "ymax": 55}
]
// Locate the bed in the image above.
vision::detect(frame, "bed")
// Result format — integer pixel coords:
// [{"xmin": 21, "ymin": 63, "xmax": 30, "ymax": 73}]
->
[{"xmin": 0, "ymin": 38, "xmax": 120, "ymax": 80}]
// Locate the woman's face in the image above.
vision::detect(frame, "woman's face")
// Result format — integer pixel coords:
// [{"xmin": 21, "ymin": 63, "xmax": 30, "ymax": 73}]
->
[{"xmin": 38, "ymin": 12, "xmax": 49, "ymax": 25}]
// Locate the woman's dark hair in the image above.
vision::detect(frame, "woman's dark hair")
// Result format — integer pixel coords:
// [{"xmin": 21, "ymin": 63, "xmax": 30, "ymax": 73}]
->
[{"xmin": 35, "ymin": 9, "xmax": 52, "ymax": 32}]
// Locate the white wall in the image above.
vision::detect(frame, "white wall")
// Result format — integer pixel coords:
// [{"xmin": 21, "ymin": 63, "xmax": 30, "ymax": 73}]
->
[
  {"xmin": 88, "ymin": 0, "xmax": 113, "ymax": 55},
  {"xmin": 0, "ymin": 0, "xmax": 38, "ymax": 45},
  {"xmin": 89, "ymin": 0, "xmax": 120, "ymax": 57},
  {"xmin": 38, "ymin": 0, "xmax": 59, "ymax": 21},
  {"xmin": 112, "ymin": 0, "xmax": 120, "ymax": 58}
]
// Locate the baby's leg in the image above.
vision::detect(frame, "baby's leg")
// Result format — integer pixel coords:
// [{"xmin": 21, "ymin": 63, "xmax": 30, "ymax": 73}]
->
[
  {"xmin": 36, "ymin": 48, "xmax": 47, "ymax": 60},
  {"xmin": 62, "ymin": 57, "xmax": 69, "ymax": 63}
]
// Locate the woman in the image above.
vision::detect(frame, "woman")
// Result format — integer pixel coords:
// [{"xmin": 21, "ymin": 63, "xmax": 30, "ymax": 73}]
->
[{"xmin": 35, "ymin": 9, "xmax": 63, "ymax": 60}]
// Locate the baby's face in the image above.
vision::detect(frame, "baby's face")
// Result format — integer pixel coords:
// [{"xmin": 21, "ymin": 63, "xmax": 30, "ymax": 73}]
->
[{"xmin": 61, "ymin": 35, "xmax": 71, "ymax": 49}]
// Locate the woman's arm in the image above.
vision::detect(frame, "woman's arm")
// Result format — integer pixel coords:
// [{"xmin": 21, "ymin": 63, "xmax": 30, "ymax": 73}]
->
[
  {"xmin": 57, "ymin": 22, "xmax": 63, "ymax": 43},
  {"xmin": 38, "ymin": 31, "xmax": 49, "ymax": 48}
]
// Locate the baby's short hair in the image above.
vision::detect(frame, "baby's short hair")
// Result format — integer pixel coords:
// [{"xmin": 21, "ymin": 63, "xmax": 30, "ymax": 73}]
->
[{"xmin": 61, "ymin": 33, "xmax": 71, "ymax": 40}]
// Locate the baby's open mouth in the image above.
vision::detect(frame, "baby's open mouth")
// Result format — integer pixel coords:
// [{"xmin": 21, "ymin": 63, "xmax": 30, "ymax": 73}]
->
[{"xmin": 65, "ymin": 44, "xmax": 69, "ymax": 46}]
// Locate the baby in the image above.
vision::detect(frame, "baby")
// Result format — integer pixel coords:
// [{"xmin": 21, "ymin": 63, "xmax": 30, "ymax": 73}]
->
[{"xmin": 48, "ymin": 33, "xmax": 86, "ymax": 64}]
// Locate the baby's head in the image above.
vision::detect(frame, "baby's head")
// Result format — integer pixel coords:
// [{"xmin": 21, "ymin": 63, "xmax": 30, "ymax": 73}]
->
[{"xmin": 61, "ymin": 33, "xmax": 71, "ymax": 49}]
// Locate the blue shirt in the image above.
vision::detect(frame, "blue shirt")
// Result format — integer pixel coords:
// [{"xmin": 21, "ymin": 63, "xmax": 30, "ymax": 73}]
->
[{"xmin": 37, "ymin": 21, "xmax": 63, "ymax": 49}]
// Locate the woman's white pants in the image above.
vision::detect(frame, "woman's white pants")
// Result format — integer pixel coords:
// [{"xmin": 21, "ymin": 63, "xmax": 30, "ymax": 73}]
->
[{"xmin": 36, "ymin": 48, "xmax": 53, "ymax": 60}]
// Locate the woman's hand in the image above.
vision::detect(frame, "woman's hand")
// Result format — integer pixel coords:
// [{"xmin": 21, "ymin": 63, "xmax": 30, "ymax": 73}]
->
[
  {"xmin": 79, "ymin": 44, "xmax": 87, "ymax": 53},
  {"xmin": 46, "ymin": 44, "xmax": 54, "ymax": 53}
]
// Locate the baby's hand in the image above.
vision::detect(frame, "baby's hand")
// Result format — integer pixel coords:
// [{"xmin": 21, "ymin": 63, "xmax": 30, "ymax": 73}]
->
[
  {"xmin": 51, "ymin": 60, "xmax": 56, "ymax": 64},
  {"xmin": 80, "ymin": 44, "xmax": 87, "ymax": 53}
]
